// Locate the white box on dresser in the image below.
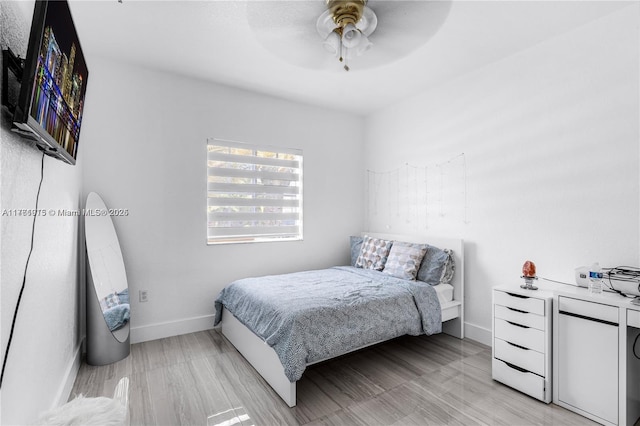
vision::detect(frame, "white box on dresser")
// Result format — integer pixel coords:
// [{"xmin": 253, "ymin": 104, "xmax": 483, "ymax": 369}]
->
[{"xmin": 492, "ymin": 285, "xmax": 553, "ymax": 403}]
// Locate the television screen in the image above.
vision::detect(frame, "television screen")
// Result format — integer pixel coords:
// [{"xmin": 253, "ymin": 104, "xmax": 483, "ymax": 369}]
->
[{"xmin": 13, "ymin": 0, "xmax": 88, "ymax": 165}]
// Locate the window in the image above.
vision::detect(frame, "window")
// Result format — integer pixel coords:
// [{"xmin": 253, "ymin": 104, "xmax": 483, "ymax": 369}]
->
[{"xmin": 206, "ymin": 139, "xmax": 303, "ymax": 244}]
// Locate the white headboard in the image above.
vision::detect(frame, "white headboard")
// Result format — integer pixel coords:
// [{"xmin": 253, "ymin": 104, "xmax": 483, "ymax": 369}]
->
[{"xmin": 364, "ymin": 232, "xmax": 465, "ymax": 338}]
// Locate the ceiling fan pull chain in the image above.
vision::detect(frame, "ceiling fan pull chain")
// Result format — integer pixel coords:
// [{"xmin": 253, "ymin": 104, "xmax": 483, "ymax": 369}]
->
[{"xmin": 338, "ymin": 38, "xmax": 349, "ymax": 71}]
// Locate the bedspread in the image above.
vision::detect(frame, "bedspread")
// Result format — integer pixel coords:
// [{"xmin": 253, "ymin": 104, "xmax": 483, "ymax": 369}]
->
[
  {"xmin": 103, "ymin": 303, "xmax": 130, "ymax": 332},
  {"xmin": 214, "ymin": 266, "xmax": 442, "ymax": 382}
]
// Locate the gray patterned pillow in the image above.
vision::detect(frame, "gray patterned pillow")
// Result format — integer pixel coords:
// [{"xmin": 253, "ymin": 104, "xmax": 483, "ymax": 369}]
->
[
  {"xmin": 417, "ymin": 245, "xmax": 455, "ymax": 285},
  {"xmin": 383, "ymin": 242, "xmax": 428, "ymax": 280},
  {"xmin": 349, "ymin": 236, "xmax": 364, "ymax": 266},
  {"xmin": 355, "ymin": 236, "xmax": 393, "ymax": 270}
]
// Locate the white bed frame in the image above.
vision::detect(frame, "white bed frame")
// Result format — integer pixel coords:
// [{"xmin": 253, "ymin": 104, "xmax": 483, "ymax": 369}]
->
[{"xmin": 220, "ymin": 233, "xmax": 464, "ymax": 407}]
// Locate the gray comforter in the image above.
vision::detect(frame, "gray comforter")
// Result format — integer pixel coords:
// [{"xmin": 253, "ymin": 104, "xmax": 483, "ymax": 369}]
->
[{"xmin": 214, "ymin": 266, "xmax": 442, "ymax": 382}]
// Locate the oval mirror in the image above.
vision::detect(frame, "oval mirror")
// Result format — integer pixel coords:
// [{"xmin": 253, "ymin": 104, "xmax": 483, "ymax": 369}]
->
[{"xmin": 85, "ymin": 192, "xmax": 130, "ymax": 365}]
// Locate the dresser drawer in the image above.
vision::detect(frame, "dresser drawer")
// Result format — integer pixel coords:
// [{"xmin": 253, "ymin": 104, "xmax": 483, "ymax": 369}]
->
[
  {"xmin": 494, "ymin": 337, "xmax": 545, "ymax": 376},
  {"xmin": 492, "ymin": 358, "xmax": 546, "ymax": 401},
  {"xmin": 558, "ymin": 296, "xmax": 618, "ymax": 324},
  {"xmin": 494, "ymin": 290, "xmax": 545, "ymax": 315},
  {"xmin": 494, "ymin": 304, "xmax": 546, "ymax": 331},
  {"xmin": 494, "ymin": 318, "xmax": 545, "ymax": 352}
]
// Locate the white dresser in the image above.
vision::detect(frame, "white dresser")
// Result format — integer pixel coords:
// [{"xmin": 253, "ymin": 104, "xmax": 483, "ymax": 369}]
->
[
  {"xmin": 492, "ymin": 285, "xmax": 553, "ymax": 403},
  {"xmin": 552, "ymin": 287, "xmax": 640, "ymax": 426},
  {"xmin": 492, "ymin": 282, "xmax": 640, "ymax": 425}
]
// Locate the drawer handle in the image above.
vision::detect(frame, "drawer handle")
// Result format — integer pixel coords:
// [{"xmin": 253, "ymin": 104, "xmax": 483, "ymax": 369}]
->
[
  {"xmin": 506, "ymin": 292, "xmax": 530, "ymax": 299},
  {"xmin": 500, "ymin": 360, "xmax": 543, "ymax": 378},
  {"xmin": 559, "ymin": 310, "xmax": 618, "ymax": 327},
  {"xmin": 506, "ymin": 307, "xmax": 528, "ymax": 314},
  {"xmin": 506, "ymin": 320, "xmax": 530, "ymax": 329},
  {"xmin": 507, "ymin": 341, "xmax": 529, "ymax": 350},
  {"xmin": 503, "ymin": 361, "xmax": 529, "ymax": 373}
]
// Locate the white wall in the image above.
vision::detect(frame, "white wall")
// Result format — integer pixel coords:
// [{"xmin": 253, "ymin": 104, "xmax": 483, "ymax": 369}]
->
[
  {"xmin": 81, "ymin": 58, "xmax": 364, "ymax": 342},
  {"xmin": 364, "ymin": 5, "xmax": 640, "ymax": 344},
  {"xmin": 0, "ymin": 2, "xmax": 84, "ymax": 424}
]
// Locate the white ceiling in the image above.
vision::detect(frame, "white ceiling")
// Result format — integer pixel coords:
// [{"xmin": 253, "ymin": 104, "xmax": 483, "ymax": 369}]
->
[{"xmin": 65, "ymin": 0, "xmax": 632, "ymax": 116}]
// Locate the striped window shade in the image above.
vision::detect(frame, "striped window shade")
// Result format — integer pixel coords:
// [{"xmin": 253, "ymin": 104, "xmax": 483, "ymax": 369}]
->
[{"xmin": 207, "ymin": 139, "xmax": 303, "ymax": 244}]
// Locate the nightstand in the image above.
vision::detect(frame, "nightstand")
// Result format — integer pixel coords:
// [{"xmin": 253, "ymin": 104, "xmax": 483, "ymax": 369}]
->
[{"xmin": 492, "ymin": 285, "xmax": 553, "ymax": 403}]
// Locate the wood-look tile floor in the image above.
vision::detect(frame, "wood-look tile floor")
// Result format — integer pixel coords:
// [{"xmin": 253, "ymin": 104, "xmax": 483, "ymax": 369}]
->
[{"xmin": 71, "ymin": 330, "xmax": 595, "ymax": 426}]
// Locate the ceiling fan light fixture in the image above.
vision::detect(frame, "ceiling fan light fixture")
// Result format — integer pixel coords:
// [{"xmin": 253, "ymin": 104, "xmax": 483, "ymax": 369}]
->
[
  {"xmin": 355, "ymin": 34, "xmax": 372, "ymax": 55},
  {"xmin": 358, "ymin": 6, "xmax": 377, "ymax": 36},
  {"xmin": 316, "ymin": 0, "xmax": 377, "ymax": 71},
  {"xmin": 341, "ymin": 23, "xmax": 361, "ymax": 48},
  {"xmin": 322, "ymin": 29, "xmax": 341, "ymax": 56},
  {"xmin": 316, "ymin": 9, "xmax": 336, "ymax": 39}
]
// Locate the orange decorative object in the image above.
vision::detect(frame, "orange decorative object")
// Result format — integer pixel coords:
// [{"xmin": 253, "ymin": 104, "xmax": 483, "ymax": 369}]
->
[{"xmin": 522, "ymin": 260, "xmax": 536, "ymax": 277}]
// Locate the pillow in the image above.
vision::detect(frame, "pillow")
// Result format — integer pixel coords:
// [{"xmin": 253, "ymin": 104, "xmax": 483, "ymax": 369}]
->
[
  {"xmin": 103, "ymin": 293, "xmax": 121, "ymax": 309},
  {"xmin": 355, "ymin": 236, "xmax": 393, "ymax": 270},
  {"xmin": 383, "ymin": 241, "xmax": 428, "ymax": 280},
  {"xmin": 417, "ymin": 245, "xmax": 455, "ymax": 286},
  {"xmin": 349, "ymin": 236, "xmax": 364, "ymax": 267}
]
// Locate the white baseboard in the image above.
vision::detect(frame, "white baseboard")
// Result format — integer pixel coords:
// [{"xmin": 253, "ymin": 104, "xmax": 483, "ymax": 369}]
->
[
  {"xmin": 130, "ymin": 314, "xmax": 491, "ymax": 349},
  {"xmin": 464, "ymin": 321, "xmax": 492, "ymax": 347},
  {"xmin": 53, "ymin": 340, "xmax": 83, "ymax": 407},
  {"xmin": 130, "ymin": 314, "xmax": 215, "ymax": 344},
  {"xmin": 130, "ymin": 315, "xmax": 491, "ymax": 347}
]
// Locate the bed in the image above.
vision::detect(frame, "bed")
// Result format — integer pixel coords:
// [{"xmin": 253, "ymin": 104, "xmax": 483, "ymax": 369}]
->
[{"xmin": 214, "ymin": 233, "xmax": 464, "ymax": 407}]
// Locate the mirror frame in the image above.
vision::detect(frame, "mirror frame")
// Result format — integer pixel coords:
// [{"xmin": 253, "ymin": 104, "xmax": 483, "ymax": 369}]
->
[{"xmin": 85, "ymin": 192, "xmax": 130, "ymax": 365}]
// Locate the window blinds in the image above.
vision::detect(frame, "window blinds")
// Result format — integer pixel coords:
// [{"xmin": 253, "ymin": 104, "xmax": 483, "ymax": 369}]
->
[{"xmin": 207, "ymin": 139, "xmax": 303, "ymax": 244}]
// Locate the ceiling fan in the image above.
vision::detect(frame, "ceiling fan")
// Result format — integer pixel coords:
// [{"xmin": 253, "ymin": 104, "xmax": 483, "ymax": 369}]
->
[{"xmin": 246, "ymin": 0, "xmax": 453, "ymax": 72}]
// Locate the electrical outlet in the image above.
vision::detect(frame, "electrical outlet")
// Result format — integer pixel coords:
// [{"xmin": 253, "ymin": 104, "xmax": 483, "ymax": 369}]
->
[{"xmin": 139, "ymin": 290, "xmax": 149, "ymax": 303}]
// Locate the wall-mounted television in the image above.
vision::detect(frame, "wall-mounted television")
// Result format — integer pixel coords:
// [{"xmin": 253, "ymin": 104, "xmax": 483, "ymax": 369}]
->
[{"xmin": 12, "ymin": 0, "xmax": 88, "ymax": 165}]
